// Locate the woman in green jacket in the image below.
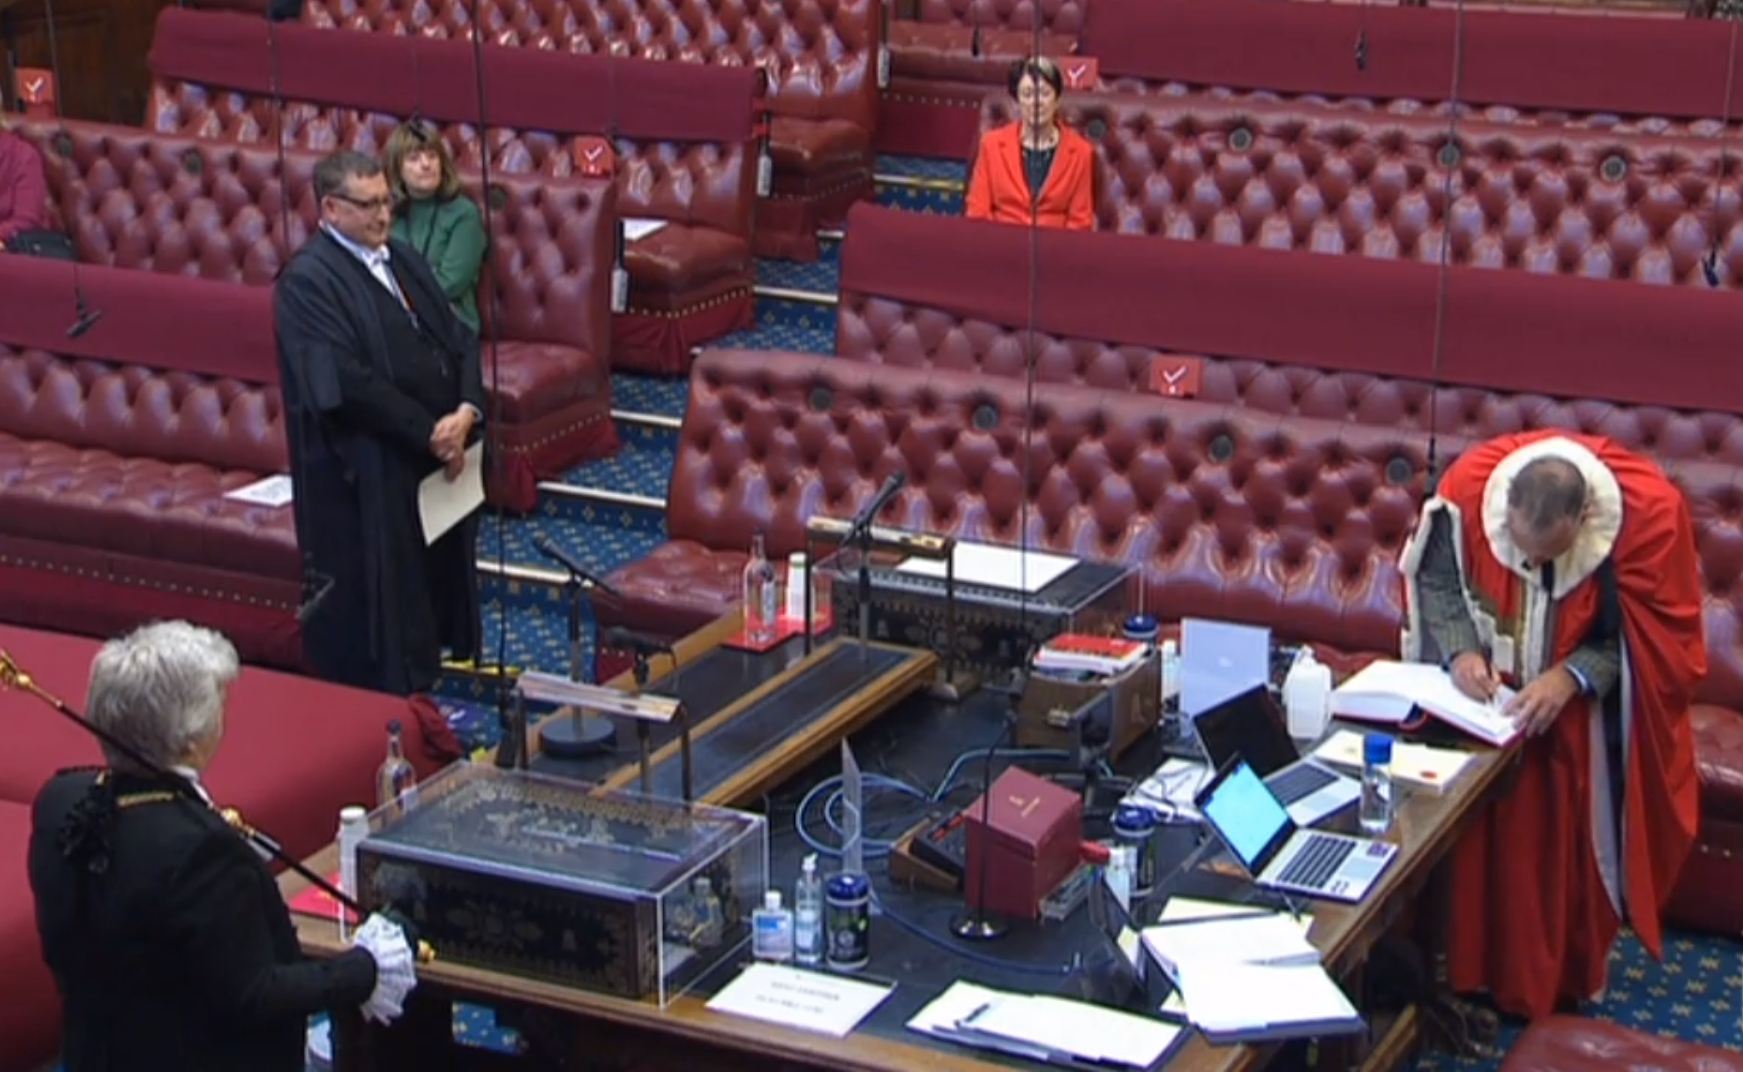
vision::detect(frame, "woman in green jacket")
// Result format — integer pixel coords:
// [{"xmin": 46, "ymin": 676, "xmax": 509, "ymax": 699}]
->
[{"xmin": 384, "ymin": 121, "xmax": 487, "ymax": 334}]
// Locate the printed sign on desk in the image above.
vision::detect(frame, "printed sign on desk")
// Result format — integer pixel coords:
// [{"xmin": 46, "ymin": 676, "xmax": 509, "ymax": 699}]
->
[
  {"xmin": 15, "ymin": 68, "xmax": 55, "ymax": 117},
  {"xmin": 1149, "ymin": 356, "xmax": 1204, "ymax": 398},
  {"xmin": 1061, "ymin": 57, "xmax": 1099, "ymax": 91},
  {"xmin": 571, "ymin": 136, "xmax": 615, "ymax": 178}
]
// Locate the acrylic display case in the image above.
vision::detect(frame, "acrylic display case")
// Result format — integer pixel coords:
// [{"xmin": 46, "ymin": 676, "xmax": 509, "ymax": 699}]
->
[{"xmin": 355, "ymin": 764, "xmax": 768, "ymax": 1005}]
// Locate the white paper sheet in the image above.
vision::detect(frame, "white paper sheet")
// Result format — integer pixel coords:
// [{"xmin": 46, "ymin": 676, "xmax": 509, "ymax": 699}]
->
[
  {"xmin": 418, "ymin": 442, "xmax": 485, "ymax": 546},
  {"xmin": 908, "ymin": 982, "xmax": 1180, "ymax": 1068},
  {"xmin": 894, "ymin": 542, "xmax": 1076, "ymax": 593},
  {"xmin": 224, "ymin": 474, "xmax": 294, "ymax": 508},
  {"xmin": 1331, "ymin": 660, "xmax": 1521, "ymax": 746},
  {"xmin": 1141, "ymin": 912, "xmax": 1319, "ymax": 980},
  {"xmin": 1174, "ymin": 960, "xmax": 1358, "ymax": 1036},
  {"xmin": 706, "ymin": 963, "xmax": 892, "ymax": 1038},
  {"xmin": 623, "ymin": 217, "xmax": 669, "ymax": 242}
]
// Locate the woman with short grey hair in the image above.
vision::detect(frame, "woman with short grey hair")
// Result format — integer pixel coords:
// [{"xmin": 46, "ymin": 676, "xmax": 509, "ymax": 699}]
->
[{"xmin": 27, "ymin": 620, "xmax": 417, "ymax": 1072}]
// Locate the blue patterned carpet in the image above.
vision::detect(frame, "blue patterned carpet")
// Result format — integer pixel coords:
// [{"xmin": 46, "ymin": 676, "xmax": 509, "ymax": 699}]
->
[{"xmin": 410, "ymin": 158, "xmax": 1743, "ymax": 1071}]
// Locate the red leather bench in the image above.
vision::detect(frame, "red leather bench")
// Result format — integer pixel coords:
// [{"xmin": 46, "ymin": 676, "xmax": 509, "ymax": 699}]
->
[
  {"xmin": 882, "ymin": 0, "xmax": 1086, "ymax": 157},
  {"xmin": 0, "ymin": 261, "xmax": 305, "ymax": 668},
  {"xmin": 975, "ymin": 91, "xmax": 1743, "ymax": 286},
  {"xmin": 1500, "ymin": 1015, "xmax": 1743, "ymax": 1071},
  {"xmin": 17, "ymin": 118, "xmax": 617, "ymax": 511},
  {"xmin": 145, "ymin": 7, "xmax": 762, "ymax": 376},
  {"xmin": 297, "ymin": 0, "xmax": 881, "ymax": 262},
  {"xmin": 1084, "ymin": 0, "xmax": 1734, "ymax": 136},
  {"xmin": 595, "ymin": 346, "xmax": 1439, "ymax": 675},
  {"xmin": 0, "ymin": 623, "xmax": 455, "ymax": 1072}
]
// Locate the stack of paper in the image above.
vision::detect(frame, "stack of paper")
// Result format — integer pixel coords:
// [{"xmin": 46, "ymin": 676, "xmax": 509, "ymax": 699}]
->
[
  {"xmin": 908, "ymin": 981, "xmax": 1182, "ymax": 1068},
  {"xmin": 1141, "ymin": 899, "xmax": 1361, "ymax": 1044},
  {"xmin": 1313, "ymin": 728, "xmax": 1474, "ymax": 792},
  {"xmin": 1331, "ymin": 660, "xmax": 1521, "ymax": 746}
]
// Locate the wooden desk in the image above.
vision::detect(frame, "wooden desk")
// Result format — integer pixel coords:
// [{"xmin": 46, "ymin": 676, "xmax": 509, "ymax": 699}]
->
[{"xmin": 291, "ymin": 617, "xmax": 1512, "ymax": 1071}]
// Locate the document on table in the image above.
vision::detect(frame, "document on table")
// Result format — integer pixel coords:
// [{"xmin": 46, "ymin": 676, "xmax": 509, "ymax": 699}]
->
[
  {"xmin": 894, "ymin": 541, "xmax": 1076, "ymax": 593},
  {"xmin": 1313, "ymin": 728, "xmax": 1473, "ymax": 792},
  {"xmin": 908, "ymin": 981, "xmax": 1182, "ymax": 1068},
  {"xmin": 705, "ymin": 963, "xmax": 893, "ymax": 1038},
  {"xmin": 419, "ymin": 442, "xmax": 485, "ymax": 545},
  {"xmin": 1172, "ymin": 959, "xmax": 1362, "ymax": 1044},
  {"xmin": 1141, "ymin": 910, "xmax": 1319, "ymax": 981},
  {"xmin": 224, "ymin": 474, "xmax": 294, "ymax": 508},
  {"xmin": 1331, "ymin": 659, "xmax": 1522, "ymax": 746}
]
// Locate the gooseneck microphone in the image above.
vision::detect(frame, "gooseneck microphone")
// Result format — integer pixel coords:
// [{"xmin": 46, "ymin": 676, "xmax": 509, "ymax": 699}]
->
[
  {"xmin": 603, "ymin": 626, "xmax": 675, "ymax": 658},
  {"xmin": 534, "ymin": 535, "xmax": 622, "ymax": 599},
  {"xmin": 38, "ymin": 0, "xmax": 102, "ymax": 338}
]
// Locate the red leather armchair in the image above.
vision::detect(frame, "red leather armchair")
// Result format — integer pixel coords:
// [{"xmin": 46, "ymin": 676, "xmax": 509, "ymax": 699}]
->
[
  {"xmin": 16, "ymin": 119, "xmax": 618, "ymax": 510},
  {"xmin": 145, "ymin": 7, "xmax": 762, "ymax": 375},
  {"xmin": 979, "ymin": 93, "xmax": 1743, "ymax": 285},
  {"xmin": 299, "ymin": 0, "xmax": 881, "ymax": 261},
  {"xmin": 1500, "ymin": 1015, "xmax": 1743, "ymax": 1071}
]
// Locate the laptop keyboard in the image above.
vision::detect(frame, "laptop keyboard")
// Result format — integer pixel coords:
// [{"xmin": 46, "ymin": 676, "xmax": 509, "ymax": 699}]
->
[
  {"xmin": 1277, "ymin": 834, "xmax": 1356, "ymax": 890},
  {"xmin": 1268, "ymin": 763, "xmax": 1338, "ymax": 804}
]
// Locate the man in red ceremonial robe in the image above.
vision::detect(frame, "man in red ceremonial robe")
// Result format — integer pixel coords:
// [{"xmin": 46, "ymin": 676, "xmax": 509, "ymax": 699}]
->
[{"xmin": 1398, "ymin": 431, "xmax": 1705, "ymax": 1019}]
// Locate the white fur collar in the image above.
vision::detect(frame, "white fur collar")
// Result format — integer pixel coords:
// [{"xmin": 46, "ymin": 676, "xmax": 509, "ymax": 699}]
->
[{"xmin": 1480, "ymin": 437, "xmax": 1622, "ymax": 599}]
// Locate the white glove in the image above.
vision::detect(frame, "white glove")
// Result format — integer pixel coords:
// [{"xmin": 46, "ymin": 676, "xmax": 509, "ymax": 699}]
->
[{"xmin": 352, "ymin": 912, "xmax": 418, "ymax": 1025}]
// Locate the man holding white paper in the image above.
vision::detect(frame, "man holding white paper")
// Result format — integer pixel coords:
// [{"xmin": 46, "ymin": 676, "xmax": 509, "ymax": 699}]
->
[
  {"xmin": 1399, "ymin": 432, "xmax": 1705, "ymax": 1019},
  {"xmin": 275, "ymin": 150, "xmax": 486, "ymax": 695}
]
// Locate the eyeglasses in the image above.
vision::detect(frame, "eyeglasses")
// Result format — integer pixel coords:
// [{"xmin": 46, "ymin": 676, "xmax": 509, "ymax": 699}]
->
[{"xmin": 329, "ymin": 193, "xmax": 394, "ymax": 213}]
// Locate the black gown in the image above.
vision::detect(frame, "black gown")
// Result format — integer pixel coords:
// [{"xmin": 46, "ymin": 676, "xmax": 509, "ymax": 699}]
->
[{"xmin": 274, "ymin": 228, "xmax": 485, "ymax": 696}]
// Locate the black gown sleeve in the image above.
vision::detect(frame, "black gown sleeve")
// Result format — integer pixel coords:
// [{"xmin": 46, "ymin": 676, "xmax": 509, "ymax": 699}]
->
[
  {"xmin": 165, "ymin": 828, "xmax": 379, "ymax": 1027},
  {"xmin": 275, "ymin": 266, "xmax": 440, "ymax": 457}
]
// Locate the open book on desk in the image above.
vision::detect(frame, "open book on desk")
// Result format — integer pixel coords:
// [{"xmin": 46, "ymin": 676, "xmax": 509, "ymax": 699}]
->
[
  {"xmin": 1173, "ymin": 959, "xmax": 1363, "ymax": 1045},
  {"xmin": 909, "ymin": 981, "xmax": 1182, "ymax": 1068},
  {"xmin": 1330, "ymin": 660, "xmax": 1521, "ymax": 747}
]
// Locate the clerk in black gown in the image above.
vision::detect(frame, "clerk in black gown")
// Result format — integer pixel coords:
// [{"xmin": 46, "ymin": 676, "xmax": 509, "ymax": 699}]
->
[{"xmin": 274, "ymin": 149, "xmax": 486, "ymax": 696}]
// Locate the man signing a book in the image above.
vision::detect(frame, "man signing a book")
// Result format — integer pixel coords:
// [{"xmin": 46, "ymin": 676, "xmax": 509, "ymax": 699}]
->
[{"xmin": 1398, "ymin": 431, "xmax": 1706, "ymax": 1020}]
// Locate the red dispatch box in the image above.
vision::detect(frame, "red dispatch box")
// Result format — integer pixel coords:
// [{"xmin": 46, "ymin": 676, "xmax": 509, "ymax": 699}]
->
[{"xmin": 963, "ymin": 767, "xmax": 1084, "ymax": 920}]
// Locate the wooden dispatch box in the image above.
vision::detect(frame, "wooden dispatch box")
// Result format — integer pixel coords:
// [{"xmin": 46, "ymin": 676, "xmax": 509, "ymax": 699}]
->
[{"xmin": 1016, "ymin": 653, "xmax": 1160, "ymax": 759}]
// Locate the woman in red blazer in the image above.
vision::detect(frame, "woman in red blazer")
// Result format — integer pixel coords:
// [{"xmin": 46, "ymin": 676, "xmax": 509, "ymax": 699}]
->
[{"xmin": 965, "ymin": 57, "xmax": 1096, "ymax": 231}]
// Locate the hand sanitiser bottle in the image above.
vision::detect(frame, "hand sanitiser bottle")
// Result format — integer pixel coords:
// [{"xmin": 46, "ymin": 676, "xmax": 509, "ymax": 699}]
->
[
  {"xmin": 793, "ymin": 854, "xmax": 824, "ymax": 966},
  {"xmin": 752, "ymin": 890, "xmax": 795, "ymax": 962}
]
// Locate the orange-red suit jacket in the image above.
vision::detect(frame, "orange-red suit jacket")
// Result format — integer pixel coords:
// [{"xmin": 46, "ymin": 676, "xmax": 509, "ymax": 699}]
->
[
  {"xmin": 1399, "ymin": 431, "xmax": 1704, "ymax": 1019},
  {"xmin": 964, "ymin": 123, "xmax": 1096, "ymax": 231}
]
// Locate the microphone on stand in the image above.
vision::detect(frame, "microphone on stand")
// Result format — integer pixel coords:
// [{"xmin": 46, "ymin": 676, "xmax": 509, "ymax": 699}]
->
[
  {"xmin": 0, "ymin": 648, "xmax": 435, "ymax": 962},
  {"xmin": 533, "ymin": 535, "xmax": 622, "ymax": 599},
  {"xmin": 296, "ymin": 570, "xmax": 335, "ymax": 626},
  {"xmin": 603, "ymin": 626, "xmax": 675, "ymax": 659}
]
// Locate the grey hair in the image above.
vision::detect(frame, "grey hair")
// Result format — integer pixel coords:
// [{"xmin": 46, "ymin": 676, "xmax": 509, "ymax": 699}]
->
[
  {"xmin": 86, "ymin": 621, "xmax": 239, "ymax": 774},
  {"xmin": 1507, "ymin": 456, "xmax": 1587, "ymax": 537}
]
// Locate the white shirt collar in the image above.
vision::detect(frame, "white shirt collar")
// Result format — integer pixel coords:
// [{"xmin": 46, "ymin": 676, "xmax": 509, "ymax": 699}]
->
[
  {"xmin": 323, "ymin": 222, "xmax": 391, "ymax": 268},
  {"xmin": 169, "ymin": 764, "xmax": 213, "ymax": 806}
]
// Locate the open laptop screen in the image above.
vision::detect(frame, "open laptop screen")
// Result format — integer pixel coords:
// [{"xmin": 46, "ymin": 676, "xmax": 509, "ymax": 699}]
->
[
  {"xmin": 1193, "ymin": 685, "xmax": 1298, "ymax": 778},
  {"xmin": 1199, "ymin": 760, "xmax": 1293, "ymax": 872}
]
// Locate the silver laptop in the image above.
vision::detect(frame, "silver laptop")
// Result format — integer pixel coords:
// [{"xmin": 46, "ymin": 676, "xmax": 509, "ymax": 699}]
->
[
  {"xmin": 1194, "ymin": 685, "xmax": 1360, "ymax": 827},
  {"xmin": 1195, "ymin": 758, "xmax": 1397, "ymax": 903},
  {"xmin": 1180, "ymin": 619, "xmax": 1272, "ymax": 717}
]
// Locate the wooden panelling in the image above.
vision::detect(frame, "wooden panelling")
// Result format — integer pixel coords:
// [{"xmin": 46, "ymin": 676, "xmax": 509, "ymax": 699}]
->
[{"xmin": 2, "ymin": 0, "xmax": 176, "ymax": 124}]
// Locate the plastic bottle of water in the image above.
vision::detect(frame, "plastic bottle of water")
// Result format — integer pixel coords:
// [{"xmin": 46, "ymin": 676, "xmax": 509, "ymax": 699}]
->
[
  {"xmin": 793, "ymin": 853, "xmax": 824, "ymax": 967},
  {"xmin": 1359, "ymin": 732, "xmax": 1395, "ymax": 836},
  {"xmin": 375, "ymin": 719, "xmax": 417, "ymax": 816}
]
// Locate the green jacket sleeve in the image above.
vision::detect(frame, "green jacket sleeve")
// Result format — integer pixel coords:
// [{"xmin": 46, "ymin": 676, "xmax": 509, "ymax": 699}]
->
[{"xmin": 433, "ymin": 198, "xmax": 487, "ymax": 304}]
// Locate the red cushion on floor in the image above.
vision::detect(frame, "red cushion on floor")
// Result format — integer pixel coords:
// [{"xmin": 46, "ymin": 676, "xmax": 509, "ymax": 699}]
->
[
  {"xmin": 0, "ymin": 799, "xmax": 60, "ymax": 1072},
  {"xmin": 0, "ymin": 625, "xmax": 448, "ymax": 861}
]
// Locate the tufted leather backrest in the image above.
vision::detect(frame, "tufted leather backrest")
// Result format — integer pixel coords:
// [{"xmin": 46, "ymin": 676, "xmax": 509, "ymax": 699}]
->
[
  {"xmin": 675, "ymin": 350, "xmax": 1437, "ymax": 653},
  {"xmin": 914, "ymin": 0, "xmax": 1087, "ymax": 33},
  {"xmin": 145, "ymin": 92, "xmax": 755, "ymax": 240},
  {"xmin": 18, "ymin": 119, "xmax": 615, "ymax": 358},
  {"xmin": 1680, "ymin": 459, "xmax": 1743, "ymax": 709},
  {"xmin": 979, "ymin": 93, "xmax": 1743, "ymax": 285},
  {"xmin": 300, "ymin": 0, "xmax": 881, "ymax": 132},
  {"xmin": 0, "ymin": 345, "xmax": 287, "ymax": 476},
  {"xmin": 835, "ymin": 295, "xmax": 1743, "ymax": 468}
]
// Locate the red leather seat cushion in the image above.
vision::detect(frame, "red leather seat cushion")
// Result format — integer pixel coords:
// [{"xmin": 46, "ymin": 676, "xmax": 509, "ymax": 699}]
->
[
  {"xmin": 889, "ymin": 23, "xmax": 1080, "ymax": 85},
  {"xmin": 598, "ymin": 540, "xmax": 747, "ymax": 639},
  {"xmin": 1691, "ymin": 704, "xmax": 1743, "ymax": 824},
  {"xmin": 485, "ymin": 342, "xmax": 607, "ymax": 425},
  {"xmin": 1501, "ymin": 1016, "xmax": 1743, "ymax": 1071},
  {"xmin": 769, "ymin": 116, "xmax": 872, "ymax": 176},
  {"xmin": 0, "ymin": 432, "xmax": 297, "ymax": 579},
  {"xmin": 0, "ymin": 800, "xmax": 60, "ymax": 1072},
  {"xmin": 0, "ymin": 625, "xmax": 442, "ymax": 862},
  {"xmin": 626, "ymin": 224, "xmax": 753, "ymax": 306}
]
